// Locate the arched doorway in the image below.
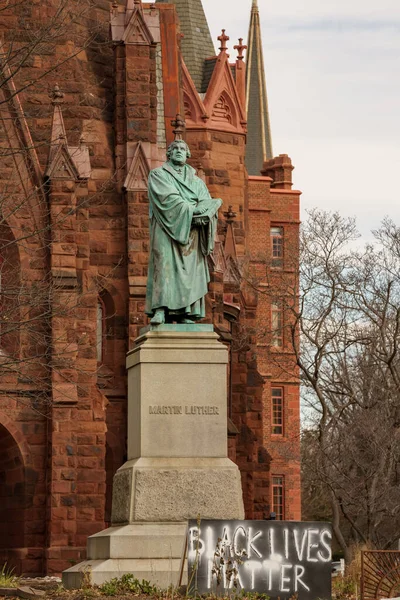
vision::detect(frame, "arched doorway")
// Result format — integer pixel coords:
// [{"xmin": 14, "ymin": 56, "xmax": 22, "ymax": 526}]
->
[{"xmin": 0, "ymin": 423, "xmax": 26, "ymax": 573}]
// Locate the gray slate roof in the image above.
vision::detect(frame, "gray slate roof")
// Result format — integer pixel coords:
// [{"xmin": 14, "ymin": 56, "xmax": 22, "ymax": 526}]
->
[
  {"xmin": 201, "ymin": 57, "xmax": 217, "ymax": 93},
  {"xmin": 156, "ymin": 0, "xmax": 216, "ymax": 92}
]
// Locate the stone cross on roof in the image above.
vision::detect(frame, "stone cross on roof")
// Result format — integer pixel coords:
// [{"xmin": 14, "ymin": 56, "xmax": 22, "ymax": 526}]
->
[
  {"xmin": 234, "ymin": 38, "xmax": 247, "ymax": 61},
  {"xmin": 218, "ymin": 29, "xmax": 229, "ymax": 53}
]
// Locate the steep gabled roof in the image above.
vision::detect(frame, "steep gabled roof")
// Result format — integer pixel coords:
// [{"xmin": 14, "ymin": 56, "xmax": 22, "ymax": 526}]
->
[
  {"xmin": 46, "ymin": 85, "xmax": 91, "ymax": 181},
  {"xmin": 181, "ymin": 59, "xmax": 208, "ymax": 126},
  {"xmin": 245, "ymin": 0, "xmax": 273, "ymax": 175},
  {"xmin": 203, "ymin": 40, "xmax": 247, "ymax": 134},
  {"xmin": 155, "ymin": 0, "xmax": 215, "ymax": 92},
  {"xmin": 122, "ymin": 6, "xmax": 154, "ymax": 45}
]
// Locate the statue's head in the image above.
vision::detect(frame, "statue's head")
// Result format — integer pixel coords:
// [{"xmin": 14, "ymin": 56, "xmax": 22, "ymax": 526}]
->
[{"xmin": 167, "ymin": 140, "xmax": 191, "ymax": 166}]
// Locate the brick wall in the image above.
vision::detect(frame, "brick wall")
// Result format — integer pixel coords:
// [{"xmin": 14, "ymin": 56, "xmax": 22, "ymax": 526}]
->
[{"xmin": 248, "ymin": 174, "xmax": 302, "ymax": 521}]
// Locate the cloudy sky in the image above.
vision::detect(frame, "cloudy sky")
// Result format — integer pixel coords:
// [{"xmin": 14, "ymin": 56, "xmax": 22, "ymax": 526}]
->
[{"xmin": 201, "ymin": 0, "xmax": 400, "ymax": 239}]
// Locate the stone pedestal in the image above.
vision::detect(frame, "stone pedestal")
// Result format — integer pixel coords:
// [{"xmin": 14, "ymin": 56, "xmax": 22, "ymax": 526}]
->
[{"xmin": 63, "ymin": 325, "xmax": 244, "ymax": 589}]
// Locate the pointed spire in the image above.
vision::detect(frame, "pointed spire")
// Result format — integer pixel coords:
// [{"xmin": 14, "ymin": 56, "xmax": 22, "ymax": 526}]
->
[
  {"xmin": 47, "ymin": 84, "xmax": 91, "ymax": 180},
  {"xmin": 245, "ymin": 0, "xmax": 273, "ymax": 175},
  {"xmin": 49, "ymin": 84, "xmax": 67, "ymax": 146},
  {"xmin": 155, "ymin": 0, "xmax": 215, "ymax": 92}
]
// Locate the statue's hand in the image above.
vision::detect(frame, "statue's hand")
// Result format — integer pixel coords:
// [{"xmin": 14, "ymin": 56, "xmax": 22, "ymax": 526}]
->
[
  {"xmin": 192, "ymin": 216, "xmax": 208, "ymax": 226},
  {"xmin": 193, "ymin": 205, "xmax": 208, "ymax": 215}
]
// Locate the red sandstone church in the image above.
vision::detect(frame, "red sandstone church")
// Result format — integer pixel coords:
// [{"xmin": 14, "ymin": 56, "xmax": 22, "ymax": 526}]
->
[{"xmin": 0, "ymin": 0, "xmax": 301, "ymax": 575}]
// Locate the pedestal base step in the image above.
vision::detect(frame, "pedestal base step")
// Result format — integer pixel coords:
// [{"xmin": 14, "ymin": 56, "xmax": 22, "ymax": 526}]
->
[
  {"xmin": 62, "ymin": 523, "xmax": 187, "ymax": 590},
  {"xmin": 87, "ymin": 523, "xmax": 187, "ymax": 560},
  {"xmin": 62, "ymin": 558, "xmax": 184, "ymax": 589}
]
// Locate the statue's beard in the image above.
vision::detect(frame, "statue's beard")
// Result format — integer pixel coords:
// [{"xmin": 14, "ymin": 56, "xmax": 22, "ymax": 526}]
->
[{"xmin": 171, "ymin": 157, "xmax": 185, "ymax": 166}]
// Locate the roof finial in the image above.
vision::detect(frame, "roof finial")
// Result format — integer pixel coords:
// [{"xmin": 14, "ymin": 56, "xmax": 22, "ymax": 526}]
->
[
  {"xmin": 218, "ymin": 29, "xmax": 230, "ymax": 53},
  {"xmin": 49, "ymin": 83, "xmax": 64, "ymax": 106},
  {"xmin": 234, "ymin": 38, "xmax": 247, "ymax": 61},
  {"xmin": 48, "ymin": 84, "xmax": 67, "ymax": 148},
  {"xmin": 223, "ymin": 205, "xmax": 237, "ymax": 225},
  {"xmin": 171, "ymin": 114, "xmax": 186, "ymax": 141},
  {"xmin": 111, "ymin": 0, "xmax": 118, "ymax": 14},
  {"xmin": 252, "ymin": 0, "xmax": 259, "ymax": 10}
]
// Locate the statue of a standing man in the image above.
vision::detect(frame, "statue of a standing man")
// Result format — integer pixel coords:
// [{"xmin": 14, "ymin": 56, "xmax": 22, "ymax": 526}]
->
[{"xmin": 145, "ymin": 138, "xmax": 222, "ymax": 325}]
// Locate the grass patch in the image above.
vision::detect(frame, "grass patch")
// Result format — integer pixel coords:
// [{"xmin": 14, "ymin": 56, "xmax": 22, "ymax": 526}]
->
[
  {"xmin": 0, "ymin": 563, "xmax": 20, "ymax": 588},
  {"xmin": 99, "ymin": 575, "xmax": 160, "ymax": 597},
  {"xmin": 332, "ymin": 575, "xmax": 357, "ymax": 600},
  {"xmin": 62, "ymin": 574, "xmax": 274, "ymax": 600}
]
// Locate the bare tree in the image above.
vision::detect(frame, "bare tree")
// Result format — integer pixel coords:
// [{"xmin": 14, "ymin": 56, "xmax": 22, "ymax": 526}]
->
[{"xmin": 249, "ymin": 209, "xmax": 400, "ymax": 561}]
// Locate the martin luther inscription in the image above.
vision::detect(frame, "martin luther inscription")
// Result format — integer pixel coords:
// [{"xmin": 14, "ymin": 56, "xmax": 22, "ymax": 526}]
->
[{"xmin": 149, "ymin": 405, "xmax": 220, "ymax": 415}]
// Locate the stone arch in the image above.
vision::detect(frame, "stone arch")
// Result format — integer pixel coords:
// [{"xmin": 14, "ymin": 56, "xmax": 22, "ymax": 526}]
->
[
  {"xmin": 211, "ymin": 90, "xmax": 238, "ymax": 129},
  {"xmin": 96, "ymin": 283, "xmax": 127, "ymax": 374},
  {"xmin": 100, "ymin": 281, "xmax": 125, "ymax": 315},
  {"xmin": 0, "ymin": 412, "xmax": 32, "ymax": 467}
]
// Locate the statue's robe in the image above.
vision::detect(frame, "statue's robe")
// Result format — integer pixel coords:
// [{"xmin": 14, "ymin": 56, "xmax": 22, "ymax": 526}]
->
[{"xmin": 145, "ymin": 161, "xmax": 222, "ymax": 319}]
